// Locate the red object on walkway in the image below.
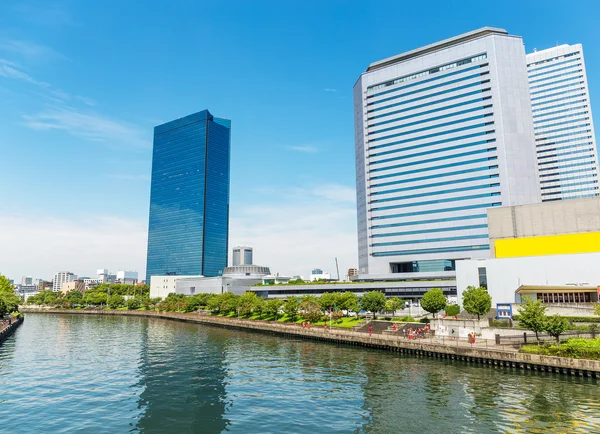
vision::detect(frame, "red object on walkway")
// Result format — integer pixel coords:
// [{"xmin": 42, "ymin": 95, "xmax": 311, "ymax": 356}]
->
[{"xmin": 368, "ymin": 325, "xmax": 373, "ymax": 336}]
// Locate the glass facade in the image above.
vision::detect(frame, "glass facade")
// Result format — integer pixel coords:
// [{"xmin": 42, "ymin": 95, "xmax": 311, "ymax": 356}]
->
[{"xmin": 145, "ymin": 110, "xmax": 231, "ymax": 282}]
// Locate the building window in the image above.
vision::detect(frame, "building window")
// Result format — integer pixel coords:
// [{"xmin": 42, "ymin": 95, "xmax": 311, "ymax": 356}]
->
[{"xmin": 478, "ymin": 267, "xmax": 487, "ymax": 289}]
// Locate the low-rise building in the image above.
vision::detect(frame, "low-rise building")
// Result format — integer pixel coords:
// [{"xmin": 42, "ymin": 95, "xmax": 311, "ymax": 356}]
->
[
  {"xmin": 116, "ymin": 271, "xmax": 138, "ymax": 285},
  {"xmin": 61, "ymin": 280, "xmax": 86, "ymax": 294},
  {"xmin": 457, "ymin": 197, "xmax": 600, "ymax": 310}
]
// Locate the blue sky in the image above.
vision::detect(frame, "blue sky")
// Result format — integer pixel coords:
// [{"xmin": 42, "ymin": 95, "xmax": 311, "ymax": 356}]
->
[{"xmin": 1, "ymin": 0, "xmax": 599, "ymax": 281}]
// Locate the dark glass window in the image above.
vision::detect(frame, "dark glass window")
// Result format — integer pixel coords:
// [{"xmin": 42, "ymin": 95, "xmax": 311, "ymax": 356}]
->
[
  {"xmin": 478, "ymin": 267, "xmax": 487, "ymax": 289},
  {"xmin": 146, "ymin": 110, "xmax": 231, "ymax": 282}
]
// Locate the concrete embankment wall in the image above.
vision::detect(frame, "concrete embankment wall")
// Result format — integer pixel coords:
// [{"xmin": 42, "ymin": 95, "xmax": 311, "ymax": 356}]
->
[
  {"xmin": 21, "ymin": 308, "xmax": 600, "ymax": 378},
  {"xmin": 0, "ymin": 316, "xmax": 24, "ymax": 345}
]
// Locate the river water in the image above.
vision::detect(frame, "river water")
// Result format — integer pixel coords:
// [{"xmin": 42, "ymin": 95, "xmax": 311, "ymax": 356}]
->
[{"xmin": 0, "ymin": 313, "xmax": 598, "ymax": 433}]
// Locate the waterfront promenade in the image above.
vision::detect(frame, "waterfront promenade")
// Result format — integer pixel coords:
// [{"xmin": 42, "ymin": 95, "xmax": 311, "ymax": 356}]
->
[
  {"xmin": 0, "ymin": 315, "xmax": 23, "ymax": 345},
  {"xmin": 20, "ymin": 308, "xmax": 600, "ymax": 377}
]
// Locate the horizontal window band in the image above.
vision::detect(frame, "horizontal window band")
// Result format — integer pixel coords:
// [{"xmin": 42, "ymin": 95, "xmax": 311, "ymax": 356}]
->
[
  {"xmin": 371, "ymin": 174, "xmax": 499, "ymax": 196},
  {"xmin": 528, "ymin": 56, "xmax": 581, "ymax": 74},
  {"xmin": 538, "ymin": 153, "xmax": 594, "ymax": 167},
  {"xmin": 534, "ymin": 118, "xmax": 590, "ymax": 133},
  {"xmin": 370, "ymin": 132, "xmax": 495, "ymax": 159},
  {"xmin": 369, "ymin": 90, "xmax": 491, "ymax": 122},
  {"xmin": 373, "ymin": 233, "xmax": 489, "ymax": 247},
  {"xmin": 368, "ymin": 63, "xmax": 487, "ymax": 98},
  {"xmin": 533, "ymin": 103, "xmax": 588, "ymax": 119},
  {"xmin": 372, "ymin": 223, "xmax": 489, "ymax": 238},
  {"xmin": 368, "ymin": 81, "xmax": 491, "ymax": 114},
  {"xmin": 528, "ymin": 62, "xmax": 582, "ymax": 80},
  {"xmin": 533, "ymin": 111, "xmax": 587, "ymax": 125},
  {"xmin": 538, "ymin": 160, "xmax": 596, "ymax": 175},
  {"xmin": 531, "ymin": 92, "xmax": 587, "ymax": 109},
  {"xmin": 367, "ymin": 72, "xmax": 488, "ymax": 107},
  {"xmin": 537, "ymin": 142, "xmax": 594, "ymax": 156},
  {"xmin": 368, "ymin": 54, "xmax": 487, "ymax": 93},
  {"xmin": 536, "ymin": 133, "xmax": 592, "ymax": 147},
  {"xmin": 540, "ymin": 170, "xmax": 598, "ymax": 184},
  {"xmin": 370, "ymin": 105, "xmax": 490, "ymax": 136},
  {"xmin": 371, "ymin": 213, "xmax": 488, "ymax": 230},
  {"xmin": 371, "ymin": 183, "xmax": 499, "ymax": 204},
  {"xmin": 371, "ymin": 203, "xmax": 501, "ymax": 221},
  {"xmin": 542, "ymin": 185, "xmax": 599, "ymax": 196},
  {"xmin": 370, "ymin": 192, "xmax": 500, "ymax": 212},
  {"xmin": 369, "ymin": 113, "xmax": 492, "ymax": 143},
  {"xmin": 371, "ymin": 165, "xmax": 498, "ymax": 189},
  {"xmin": 537, "ymin": 147, "xmax": 594, "ymax": 160},
  {"xmin": 541, "ymin": 179, "xmax": 598, "ymax": 190},
  {"xmin": 370, "ymin": 97, "xmax": 491, "ymax": 128},
  {"xmin": 530, "ymin": 73, "xmax": 583, "ymax": 89},
  {"xmin": 368, "ymin": 123, "xmax": 495, "ymax": 152},
  {"xmin": 531, "ymin": 82, "xmax": 585, "ymax": 99},
  {"xmin": 369, "ymin": 156, "xmax": 498, "ymax": 181},
  {"xmin": 372, "ymin": 244, "xmax": 490, "ymax": 257},
  {"xmin": 369, "ymin": 147, "xmax": 497, "ymax": 174},
  {"xmin": 532, "ymin": 99, "xmax": 587, "ymax": 115},
  {"xmin": 370, "ymin": 140, "xmax": 494, "ymax": 166},
  {"xmin": 539, "ymin": 166, "xmax": 598, "ymax": 179},
  {"xmin": 543, "ymin": 193, "xmax": 599, "ymax": 202},
  {"xmin": 535, "ymin": 123, "xmax": 591, "ymax": 139}
]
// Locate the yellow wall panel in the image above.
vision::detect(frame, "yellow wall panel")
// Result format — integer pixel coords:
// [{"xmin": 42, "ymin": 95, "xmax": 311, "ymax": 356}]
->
[{"xmin": 494, "ymin": 232, "xmax": 600, "ymax": 258}]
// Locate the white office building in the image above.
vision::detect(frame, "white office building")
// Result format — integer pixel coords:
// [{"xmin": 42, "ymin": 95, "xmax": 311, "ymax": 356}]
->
[
  {"xmin": 354, "ymin": 27, "xmax": 540, "ymax": 281},
  {"xmin": 52, "ymin": 271, "xmax": 77, "ymax": 292},
  {"xmin": 526, "ymin": 44, "xmax": 599, "ymax": 202}
]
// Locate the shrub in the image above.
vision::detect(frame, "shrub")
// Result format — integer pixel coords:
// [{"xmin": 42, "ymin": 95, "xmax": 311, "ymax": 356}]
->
[
  {"xmin": 519, "ymin": 338, "xmax": 600, "ymax": 360},
  {"xmin": 491, "ymin": 319, "xmax": 512, "ymax": 328},
  {"xmin": 397, "ymin": 316, "xmax": 416, "ymax": 322},
  {"xmin": 445, "ymin": 305, "xmax": 460, "ymax": 316},
  {"xmin": 420, "ymin": 318, "xmax": 430, "ymax": 324}
]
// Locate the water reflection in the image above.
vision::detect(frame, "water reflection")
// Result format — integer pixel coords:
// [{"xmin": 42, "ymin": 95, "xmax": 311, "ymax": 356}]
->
[
  {"xmin": 135, "ymin": 319, "xmax": 229, "ymax": 433},
  {"xmin": 0, "ymin": 314, "xmax": 599, "ymax": 433}
]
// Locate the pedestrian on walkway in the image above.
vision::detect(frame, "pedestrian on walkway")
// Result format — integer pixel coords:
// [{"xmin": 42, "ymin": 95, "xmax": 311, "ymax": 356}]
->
[{"xmin": 368, "ymin": 325, "xmax": 373, "ymax": 337}]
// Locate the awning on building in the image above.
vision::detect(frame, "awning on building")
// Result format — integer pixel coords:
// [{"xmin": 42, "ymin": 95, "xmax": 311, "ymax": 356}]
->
[{"xmin": 516, "ymin": 285, "xmax": 597, "ymax": 294}]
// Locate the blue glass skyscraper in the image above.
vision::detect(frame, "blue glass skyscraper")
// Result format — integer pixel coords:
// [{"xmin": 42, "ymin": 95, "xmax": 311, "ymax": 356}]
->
[{"xmin": 145, "ymin": 110, "xmax": 231, "ymax": 283}]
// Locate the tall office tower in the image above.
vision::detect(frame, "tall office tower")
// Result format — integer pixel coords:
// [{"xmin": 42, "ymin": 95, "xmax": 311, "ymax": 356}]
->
[
  {"xmin": 526, "ymin": 44, "xmax": 599, "ymax": 202},
  {"xmin": 146, "ymin": 110, "xmax": 231, "ymax": 283},
  {"xmin": 354, "ymin": 27, "xmax": 540, "ymax": 277}
]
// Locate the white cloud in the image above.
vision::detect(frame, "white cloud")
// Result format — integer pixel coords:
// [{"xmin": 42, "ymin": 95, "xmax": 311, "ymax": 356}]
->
[
  {"xmin": 0, "ymin": 39, "xmax": 69, "ymax": 61},
  {"xmin": 230, "ymin": 184, "xmax": 358, "ymax": 278},
  {"xmin": 0, "ymin": 61, "xmax": 50, "ymax": 87},
  {"xmin": 23, "ymin": 107, "xmax": 151, "ymax": 149},
  {"xmin": 287, "ymin": 144, "xmax": 320, "ymax": 153},
  {"xmin": 0, "ymin": 215, "xmax": 147, "ymax": 281}
]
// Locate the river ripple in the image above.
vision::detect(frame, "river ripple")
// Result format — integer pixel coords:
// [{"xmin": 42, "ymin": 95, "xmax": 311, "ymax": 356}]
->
[{"xmin": 0, "ymin": 313, "xmax": 599, "ymax": 433}]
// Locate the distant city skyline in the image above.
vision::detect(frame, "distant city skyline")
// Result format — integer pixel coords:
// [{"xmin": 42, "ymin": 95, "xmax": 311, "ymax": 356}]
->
[{"xmin": 1, "ymin": 0, "xmax": 599, "ymax": 280}]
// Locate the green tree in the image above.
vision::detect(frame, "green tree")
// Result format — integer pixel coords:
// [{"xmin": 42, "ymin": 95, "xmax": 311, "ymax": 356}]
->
[
  {"xmin": 253, "ymin": 296, "xmax": 266, "ymax": 319},
  {"xmin": 0, "ymin": 275, "xmax": 21, "ymax": 315},
  {"xmin": 462, "ymin": 286, "xmax": 492, "ymax": 320},
  {"xmin": 339, "ymin": 292, "xmax": 359, "ymax": 316},
  {"xmin": 318, "ymin": 292, "xmax": 340, "ymax": 312},
  {"xmin": 125, "ymin": 297, "xmax": 142, "ymax": 310},
  {"xmin": 264, "ymin": 299, "xmax": 284, "ymax": 321},
  {"xmin": 544, "ymin": 314, "xmax": 569, "ymax": 342},
  {"xmin": 83, "ymin": 291, "xmax": 107, "ymax": 306},
  {"xmin": 219, "ymin": 292, "xmax": 239, "ymax": 315},
  {"xmin": 65, "ymin": 290, "xmax": 83, "ymax": 308},
  {"xmin": 107, "ymin": 294, "xmax": 125, "ymax": 309},
  {"xmin": 283, "ymin": 297, "xmax": 300, "ymax": 321},
  {"xmin": 207, "ymin": 295, "xmax": 221, "ymax": 313},
  {"xmin": 518, "ymin": 296, "xmax": 547, "ymax": 341},
  {"xmin": 238, "ymin": 292, "xmax": 258, "ymax": 317},
  {"xmin": 0, "ymin": 275, "xmax": 13, "ymax": 293},
  {"xmin": 360, "ymin": 291, "xmax": 386, "ymax": 319},
  {"xmin": 420, "ymin": 288, "xmax": 447, "ymax": 318},
  {"xmin": 593, "ymin": 302, "xmax": 600, "ymax": 316},
  {"xmin": 385, "ymin": 297, "xmax": 403, "ymax": 317},
  {"xmin": 445, "ymin": 304, "xmax": 460, "ymax": 316}
]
